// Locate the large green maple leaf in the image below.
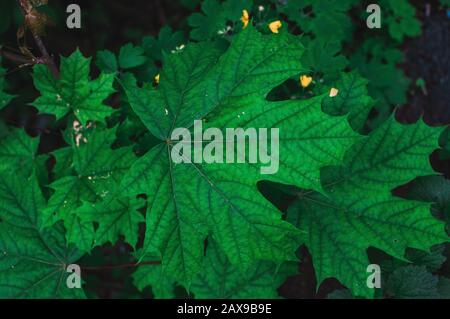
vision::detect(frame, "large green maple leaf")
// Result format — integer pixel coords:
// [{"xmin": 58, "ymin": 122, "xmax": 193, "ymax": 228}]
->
[
  {"xmin": 32, "ymin": 49, "xmax": 115, "ymax": 124},
  {"xmin": 288, "ymin": 117, "xmax": 448, "ymax": 297},
  {"xmin": 121, "ymin": 25, "xmax": 359, "ymax": 286},
  {"xmin": 0, "ymin": 171, "xmax": 84, "ymax": 298}
]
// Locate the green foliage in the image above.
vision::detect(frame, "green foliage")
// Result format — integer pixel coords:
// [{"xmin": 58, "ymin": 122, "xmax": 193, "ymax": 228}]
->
[
  {"xmin": 188, "ymin": 0, "xmax": 252, "ymax": 41},
  {"xmin": 33, "ymin": 49, "xmax": 115, "ymax": 125},
  {"xmin": 118, "ymin": 43, "xmax": 147, "ymax": 69},
  {"xmin": 272, "ymin": 0, "xmax": 422, "ymax": 129},
  {"xmin": 278, "ymin": 0, "xmax": 358, "ymax": 43},
  {"xmin": 141, "ymin": 26, "xmax": 185, "ymax": 62},
  {"xmin": 190, "ymin": 240, "xmax": 297, "ymax": 298},
  {"xmin": 133, "ymin": 250, "xmax": 175, "ymax": 298},
  {"xmin": 0, "ymin": 0, "xmax": 448, "ymax": 300},
  {"xmin": 321, "ymin": 71, "xmax": 374, "ymax": 132},
  {"xmin": 385, "ymin": 266, "xmax": 440, "ymax": 298},
  {"xmin": 0, "ymin": 128, "xmax": 39, "ymax": 176},
  {"xmin": 288, "ymin": 118, "xmax": 447, "ymax": 297},
  {"xmin": 121, "ymin": 26, "xmax": 331, "ymax": 286},
  {"xmin": 381, "ymin": 0, "xmax": 421, "ymax": 42},
  {"xmin": 42, "ymin": 126, "xmax": 136, "ymax": 252},
  {"xmin": 95, "ymin": 50, "xmax": 118, "ymax": 74},
  {"xmin": 0, "ymin": 171, "xmax": 85, "ymax": 298},
  {"xmin": 408, "ymin": 176, "xmax": 450, "ymax": 227}
]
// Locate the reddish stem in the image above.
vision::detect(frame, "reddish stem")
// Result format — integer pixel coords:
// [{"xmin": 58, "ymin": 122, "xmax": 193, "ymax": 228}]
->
[
  {"xmin": 0, "ymin": 47, "xmax": 34, "ymax": 65},
  {"xmin": 17, "ymin": 0, "xmax": 59, "ymax": 77}
]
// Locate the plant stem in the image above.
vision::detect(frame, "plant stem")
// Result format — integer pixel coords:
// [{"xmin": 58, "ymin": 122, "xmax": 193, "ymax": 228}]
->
[
  {"xmin": 0, "ymin": 47, "xmax": 34, "ymax": 65},
  {"xmin": 17, "ymin": 0, "xmax": 59, "ymax": 78}
]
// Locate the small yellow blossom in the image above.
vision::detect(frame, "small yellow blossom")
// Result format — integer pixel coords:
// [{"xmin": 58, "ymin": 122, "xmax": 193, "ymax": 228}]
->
[
  {"xmin": 241, "ymin": 10, "xmax": 249, "ymax": 28},
  {"xmin": 268, "ymin": 20, "xmax": 282, "ymax": 33},
  {"xmin": 300, "ymin": 75, "xmax": 313, "ymax": 88},
  {"xmin": 154, "ymin": 73, "xmax": 160, "ymax": 84},
  {"xmin": 329, "ymin": 88, "xmax": 339, "ymax": 97}
]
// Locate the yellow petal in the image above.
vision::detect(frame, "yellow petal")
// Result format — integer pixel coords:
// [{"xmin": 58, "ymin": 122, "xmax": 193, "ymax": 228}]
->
[
  {"xmin": 300, "ymin": 75, "xmax": 313, "ymax": 88},
  {"xmin": 329, "ymin": 88, "xmax": 339, "ymax": 97},
  {"xmin": 241, "ymin": 9, "xmax": 249, "ymax": 28},
  {"xmin": 268, "ymin": 20, "xmax": 282, "ymax": 33},
  {"xmin": 154, "ymin": 73, "xmax": 160, "ymax": 84}
]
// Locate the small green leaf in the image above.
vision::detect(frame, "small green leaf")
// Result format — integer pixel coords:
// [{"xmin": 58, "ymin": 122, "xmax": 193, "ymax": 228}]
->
[
  {"xmin": 32, "ymin": 49, "xmax": 115, "ymax": 124},
  {"xmin": 119, "ymin": 43, "xmax": 146, "ymax": 69},
  {"xmin": 188, "ymin": 0, "xmax": 253, "ymax": 41},
  {"xmin": 96, "ymin": 50, "xmax": 118, "ymax": 74}
]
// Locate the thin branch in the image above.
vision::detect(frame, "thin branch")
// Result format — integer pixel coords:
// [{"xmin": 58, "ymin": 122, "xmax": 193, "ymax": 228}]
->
[
  {"xmin": 0, "ymin": 47, "xmax": 34, "ymax": 65},
  {"xmin": 31, "ymin": 33, "xmax": 59, "ymax": 77},
  {"xmin": 17, "ymin": 0, "xmax": 59, "ymax": 78},
  {"xmin": 155, "ymin": 0, "xmax": 167, "ymax": 25}
]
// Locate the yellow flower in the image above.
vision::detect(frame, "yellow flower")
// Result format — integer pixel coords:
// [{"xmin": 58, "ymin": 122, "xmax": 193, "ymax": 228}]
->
[
  {"xmin": 154, "ymin": 73, "xmax": 160, "ymax": 84},
  {"xmin": 300, "ymin": 75, "xmax": 313, "ymax": 88},
  {"xmin": 241, "ymin": 9, "xmax": 249, "ymax": 28},
  {"xmin": 268, "ymin": 20, "xmax": 282, "ymax": 33},
  {"xmin": 329, "ymin": 88, "xmax": 339, "ymax": 97}
]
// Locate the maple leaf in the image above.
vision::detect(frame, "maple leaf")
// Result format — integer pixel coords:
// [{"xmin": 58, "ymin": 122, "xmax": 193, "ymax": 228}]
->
[
  {"xmin": 288, "ymin": 117, "xmax": 448, "ymax": 297},
  {"xmin": 42, "ymin": 126, "xmax": 136, "ymax": 252},
  {"xmin": 121, "ymin": 25, "xmax": 358, "ymax": 285},
  {"xmin": 0, "ymin": 171, "xmax": 84, "ymax": 298},
  {"xmin": 385, "ymin": 266, "xmax": 439, "ymax": 299},
  {"xmin": 132, "ymin": 240, "xmax": 297, "ymax": 299},
  {"xmin": 0, "ymin": 128, "xmax": 39, "ymax": 176},
  {"xmin": 132, "ymin": 250, "xmax": 175, "ymax": 299},
  {"xmin": 0, "ymin": 0, "xmax": 447, "ymax": 301},
  {"xmin": 32, "ymin": 49, "xmax": 115, "ymax": 125},
  {"xmin": 76, "ymin": 196, "xmax": 145, "ymax": 248},
  {"xmin": 190, "ymin": 240, "xmax": 297, "ymax": 298},
  {"xmin": 408, "ymin": 176, "xmax": 450, "ymax": 227}
]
